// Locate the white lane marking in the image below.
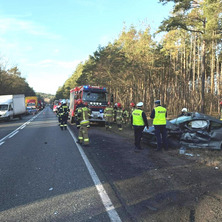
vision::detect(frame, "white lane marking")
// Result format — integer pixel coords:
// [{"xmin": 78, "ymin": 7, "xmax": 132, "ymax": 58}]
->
[
  {"xmin": 8, "ymin": 131, "xmax": 19, "ymax": 138},
  {"xmin": 0, "ymin": 109, "xmax": 44, "ymax": 144},
  {"xmin": 68, "ymin": 126, "xmax": 122, "ymax": 222},
  {"xmin": 20, "ymin": 125, "xmax": 26, "ymax": 129},
  {"xmin": 0, "ymin": 142, "xmax": 5, "ymax": 146}
]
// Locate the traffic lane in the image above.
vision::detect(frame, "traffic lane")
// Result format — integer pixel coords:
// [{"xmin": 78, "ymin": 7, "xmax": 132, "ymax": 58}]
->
[
  {"xmin": 0, "ymin": 113, "xmax": 37, "ymax": 141},
  {"xmin": 0, "ymin": 107, "xmax": 111, "ymax": 222}
]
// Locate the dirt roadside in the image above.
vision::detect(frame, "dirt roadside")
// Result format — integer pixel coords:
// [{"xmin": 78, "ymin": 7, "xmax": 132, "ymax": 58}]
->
[{"xmin": 69, "ymin": 122, "xmax": 222, "ymax": 222}]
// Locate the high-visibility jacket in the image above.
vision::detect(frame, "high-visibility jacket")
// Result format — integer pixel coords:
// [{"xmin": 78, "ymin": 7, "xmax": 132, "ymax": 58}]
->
[
  {"xmin": 132, "ymin": 109, "xmax": 145, "ymax": 126},
  {"xmin": 78, "ymin": 107, "xmax": 91, "ymax": 125},
  {"xmin": 62, "ymin": 105, "xmax": 68, "ymax": 113},
  {"xmin": 104, "ymin": 107, "xmax": 114, "ymax": 117},
  {"xmin": 153, "ymin": 106, "xmax": 167, "ymax": 125},
  {"xmin": 116, "ymin": 108, "xmax": 123, "ymax": 120},
  {"xmin": 62, "ymin": 105, "xmax": 68, "ymax": 117},
  {"xmin": 123, "ymin": 110, "xmax": 129, "ymax": 118}
]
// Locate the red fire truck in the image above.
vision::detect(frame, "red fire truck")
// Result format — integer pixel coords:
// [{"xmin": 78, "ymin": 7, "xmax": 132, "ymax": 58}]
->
[{"xmin": 69, "ymin": 85, "xmax": 108, "ymax": 123}]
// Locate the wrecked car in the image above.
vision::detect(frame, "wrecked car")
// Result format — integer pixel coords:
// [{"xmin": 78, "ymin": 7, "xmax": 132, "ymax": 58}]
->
[{"xmin": 142, "ymin": 112, "xmax": 222, "ymax": 150}]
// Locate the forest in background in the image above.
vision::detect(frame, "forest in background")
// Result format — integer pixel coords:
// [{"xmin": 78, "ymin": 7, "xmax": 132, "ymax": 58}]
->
[
  {"xmin": 0, "ymin": 66, "xmax": 35, "ymax": 96},
  {"xmin": 0, "ymin": 66, "xmax": 54, "ymax": 103},
  {"xmin": 55, "ymin": 0, "xmax": 222, "ymax": 117}
]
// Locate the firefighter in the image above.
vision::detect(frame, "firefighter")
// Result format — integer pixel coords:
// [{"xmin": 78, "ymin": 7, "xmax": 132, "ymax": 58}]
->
[
  {"xmin": 116, "ymin": 103, "xmax": 123, "ymax": 131},
  {"xmin": 122, "ymin": 108, "xmax": 130, "ymax": 124},
  {"xmin": 130, "ymin": 103, "xmax": 136, "ymax": 116},
  {"xmin": 113, "ymin": 103, "xmax": 118, "ymax": 123},
  {"xmin": 75, "ymin": 99, "xmax": 84, "ymax": 128},
  {"xmin": 131, "ymin": 102, "xmax": 149, "ymax": 152},
  {"xmin": 60, "ymin": 100, "xmax": 69, "ymax": 130},
  {"xmin": 220, "ymin": 101, "xmax": 222, "ymax": 121},
  {"xmin": 77, "ymin": 102, "xmax": 91, "ymax": 145},
  {"xmin": 104, "ymin": 101, "xmax": 114, "ymax": 129},
  {"xmin": 150, "ymin": 100, "xmax": 168, "ymax": 152},
  {"xmin": 130, "ymin": 103, "xmax": 136, "ymax": 129},
  {"xmin": 57, "ymin": 105, "xmax": 63, "ymax": 127}
]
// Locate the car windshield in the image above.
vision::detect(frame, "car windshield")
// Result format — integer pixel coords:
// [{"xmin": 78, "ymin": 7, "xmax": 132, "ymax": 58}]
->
[
  {"xmin": 170, "ymin": 116, "xmax": 192, "ymax": 125},
  {"xmin": 0, "ymin": 104, "xmax": 8, "ymax": 111},
  {"xmin": 83, "ymin": 92, "xmax": 107, "ymax": 102}
]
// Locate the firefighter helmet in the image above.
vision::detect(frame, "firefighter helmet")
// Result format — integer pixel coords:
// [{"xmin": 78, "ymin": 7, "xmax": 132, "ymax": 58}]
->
[
  {"xmin": 130, "ymin": 102, "xmax": 135, "ymax": 107},
  {"xmin": 117, "ymin": 103, "xmax": 121, "ymax": 108},
  {"xmin": 61, "ymin": 99, "xmax": 66, "ymax": 105},
  {"xmin": 77, "ymin": 99, "xmax": 82, "ymax": 105}
]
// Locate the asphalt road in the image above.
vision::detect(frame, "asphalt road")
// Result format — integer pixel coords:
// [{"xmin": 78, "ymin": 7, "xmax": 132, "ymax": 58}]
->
[{"xmin": 0, "ymin": 107, "xmax": 123, "ymax": 222}]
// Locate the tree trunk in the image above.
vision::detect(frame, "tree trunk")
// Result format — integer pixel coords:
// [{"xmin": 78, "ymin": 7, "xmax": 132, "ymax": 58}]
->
[{"xmin": 201, "ymin": 39, "xmax": 206, "ymax": 113}]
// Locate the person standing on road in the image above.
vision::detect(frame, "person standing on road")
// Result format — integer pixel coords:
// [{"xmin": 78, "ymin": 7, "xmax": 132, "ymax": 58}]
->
[
  {"xmin": 122, "ymin": 108, "xmax": 130, "ymax": 124},
  {"xmin": 75, "ymin": 99, "xmax": 84, "ymax": 129},
  {"xmin": 116, "ymin": 103, "xmax": 123, "ymax": 131},
  {"xmin": 60, "ymin": 100, "xmax": 69, "ymax": 130},
  {"xmin": 77, "ymin": 102, "xmax": 91, "ymax": 145},
  {"xmin": 150, "ymin": 100, "xmax": 168, "ymax": 152},
  {"xmin": 57, "ymin": 105, "xmax": 63, "ymax": 128},
  {"xmin": 131, "ymin": 102, "xmax": 149, "ymax": 152},
  {"xmin": 104, "ymin": 101, "xmax": 114, "ymax": 129},
  {"xmin": 130, "ymin": 102, "xmax": 136, "ymax": 129}
]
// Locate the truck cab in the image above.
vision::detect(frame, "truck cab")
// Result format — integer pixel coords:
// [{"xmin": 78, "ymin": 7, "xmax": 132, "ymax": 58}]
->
[
  {"xmin": 69, "ymin": 85, "xmax": 108, "ymax": 123},
  {"xmin": 0, "ymin": 102, "xmax": 13, "ymax": 121}
]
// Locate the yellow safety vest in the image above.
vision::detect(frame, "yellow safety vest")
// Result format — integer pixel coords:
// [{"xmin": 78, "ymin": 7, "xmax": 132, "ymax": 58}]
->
[
  {"xmin": 153, "ymin": 106, "xmax": 167, "ymax": 125},
  {"xmin": 132, "ymin": 109, "xmax": 145, "ymax": 126}
]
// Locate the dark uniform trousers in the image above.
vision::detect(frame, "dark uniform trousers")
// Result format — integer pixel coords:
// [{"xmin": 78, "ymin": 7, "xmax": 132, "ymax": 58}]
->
[
  {"xmin": 134, "ymin": 126, "xmax": 144, "ymax": 149},
  {"xmin": 154, "ymin": 125, "xmax": 168, "ymax": 150}
]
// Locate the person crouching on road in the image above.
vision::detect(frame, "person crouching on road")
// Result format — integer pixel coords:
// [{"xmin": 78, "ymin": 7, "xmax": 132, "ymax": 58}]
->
[
  {"xmin": 150, "ymin": 100, "xmax": 168, "ymax": 152},
  {"xmin": 116, "ymin": 103, "xmax": 123, "ymax": 131},
  {"xmin": 77, "ymin": 102, "xmax": 91, "ymax": 145},
  {"xmin": 131, "ymin": 102, "xmax": 149, "ymax": 152},
  {"xmin": 104, "ymin": 101, "xmax": 114, "ymax": 129}
]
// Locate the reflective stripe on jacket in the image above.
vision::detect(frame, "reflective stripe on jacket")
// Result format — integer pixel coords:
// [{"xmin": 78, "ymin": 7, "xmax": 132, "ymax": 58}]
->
[
  {"xmin": 153, "ymin": 106, "xmax": 167, "ymax": 125},
  {"xmin": 104, "ymin": 107, "xmax": 114, "ymax": 117},
  {"xmin": 116, "ymin": 109, "xmax": 123, "ymax": 120},
  {"xmin": 132, "ymin": 109, "xmax": 145, "ymax": 126}
]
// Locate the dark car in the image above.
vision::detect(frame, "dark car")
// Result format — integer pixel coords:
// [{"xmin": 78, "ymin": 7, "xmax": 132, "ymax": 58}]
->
[{"xmin": 142, "ymin": 112, "xmax": 222, "ymax": 150}]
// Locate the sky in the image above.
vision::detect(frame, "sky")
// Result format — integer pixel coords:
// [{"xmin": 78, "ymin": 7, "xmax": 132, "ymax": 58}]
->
[{"xmin": 0, "ymin": 0, "xmax": 173, "ymax": 95}]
